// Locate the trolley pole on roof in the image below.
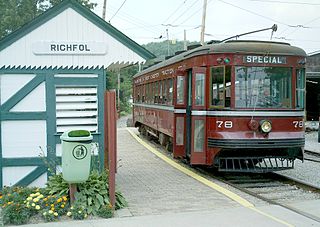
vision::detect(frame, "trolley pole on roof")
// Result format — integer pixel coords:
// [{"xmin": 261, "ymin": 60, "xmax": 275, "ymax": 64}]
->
[
  {"xmin": 200, "ymin": 0, "xmax": 207, "ymax": 45},
  {"xmin": 166, "ymin": 28, "xmax": 170, "ymax": 56},
  {"xmin": 102, "ymin": 0, "xmax": 107, "ymax": 20},
  {"xmin": 184, "ymin": 29, "xmax": 187, "ymax": 50}
]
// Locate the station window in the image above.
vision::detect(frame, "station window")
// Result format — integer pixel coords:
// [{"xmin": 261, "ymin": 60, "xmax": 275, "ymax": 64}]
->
[
  {"xmin": 177, "ymin": 76, "xmax": 185, "ymax": 104},
  {"xmin": 296, "ymin": 69, "xmax": 305, "ymax": 109}
]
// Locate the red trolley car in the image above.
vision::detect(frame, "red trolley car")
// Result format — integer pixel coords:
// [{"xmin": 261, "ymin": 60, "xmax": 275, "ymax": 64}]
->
[{"xmin": 133, "ymin": 40, "xmax": 306, "ymax": 172}]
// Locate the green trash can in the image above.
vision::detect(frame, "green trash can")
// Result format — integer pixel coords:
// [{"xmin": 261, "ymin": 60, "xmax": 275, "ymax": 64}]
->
[{"xmin": 60, "ymin": 130, "xmax": 93, "ymax": 183}]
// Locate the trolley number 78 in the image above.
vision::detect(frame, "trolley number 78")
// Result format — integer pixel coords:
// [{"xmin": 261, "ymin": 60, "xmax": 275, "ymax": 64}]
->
[{"xmin": 216, "ymin": 120, "xmax": 233, "ymax": 129}]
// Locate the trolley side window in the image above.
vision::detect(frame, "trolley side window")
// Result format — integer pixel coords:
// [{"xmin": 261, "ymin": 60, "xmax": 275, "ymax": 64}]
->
[
  {"xmin": 168, "ymin": 78, "xmax": 173, "ymax": 105},
  {"xmin": 296, "ymin": 68, "xmax": 305, "ymax": 109},
  {"xmin": 177, "ymin": 76, "xmax": 185, "ymax": 105}
]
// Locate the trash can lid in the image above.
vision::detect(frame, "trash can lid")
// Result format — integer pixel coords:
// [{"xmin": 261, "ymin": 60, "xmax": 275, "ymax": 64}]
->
[{"xmin": 60, "ymin": 130, "xmax": 93, "ymax": 142}]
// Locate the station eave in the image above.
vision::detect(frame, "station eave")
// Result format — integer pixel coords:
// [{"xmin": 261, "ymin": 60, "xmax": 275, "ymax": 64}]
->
[{"xmin": 0, "ymin": 0, "xmax": 155, "ymax": 61}]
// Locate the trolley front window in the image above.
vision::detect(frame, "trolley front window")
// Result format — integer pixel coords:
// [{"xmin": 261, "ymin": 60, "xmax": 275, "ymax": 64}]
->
[{"xmin": 235, "ymin": 66, "xmax": 292, "ymax": 109}]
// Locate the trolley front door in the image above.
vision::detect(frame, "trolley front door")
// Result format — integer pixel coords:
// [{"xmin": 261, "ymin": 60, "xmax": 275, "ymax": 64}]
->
[
  {"xmin": 186, "ymin": 70, "xmax": 192, "ymax": 158},
  {"xmin": 189, "ymin": 67, "xmax": 207, "ymax": 164}
]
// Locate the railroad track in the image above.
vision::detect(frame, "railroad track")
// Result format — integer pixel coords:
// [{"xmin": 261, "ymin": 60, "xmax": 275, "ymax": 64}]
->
[
  {"xmin": 304, "ymin": 150, "xmax": 320, "ymax": 163},
  {"xmin": 200, "ymin": 168, "xmax": 320, "ymax": 223}
]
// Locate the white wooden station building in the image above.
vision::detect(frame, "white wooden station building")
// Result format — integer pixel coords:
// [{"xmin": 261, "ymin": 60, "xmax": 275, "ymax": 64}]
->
[{"xmin": 0, "ymin": 0, "xmax": 155, "ymax": 187}]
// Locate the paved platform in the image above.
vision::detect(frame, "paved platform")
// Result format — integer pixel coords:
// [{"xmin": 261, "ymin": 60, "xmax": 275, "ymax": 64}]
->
[
  {"xmin": 18, "ymin": 127, "xmax": 320, "ymax": 227},
  {"xmin": 305, "ymin": 131, "xmax": 320, "ymax": 154}
]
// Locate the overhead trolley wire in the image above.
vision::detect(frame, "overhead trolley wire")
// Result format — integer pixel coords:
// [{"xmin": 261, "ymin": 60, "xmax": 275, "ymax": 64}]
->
[
  {"xmin": 109, "ymin": 0, "xmax": 128, "ymax": 22},
  {"xmin": 217, "ymin": 0, "xmax": 292, "ymax": 27},
  {"xmin": 249, "ymin": 0, "xmax": 320, "ymax": 6},
  {"xmin": 162, "ymin": 0, "xmax": 189, "ymax": 24},
  {"xmin": 168, "ymin": 0, "xmax": 199, "ymax": 25}
]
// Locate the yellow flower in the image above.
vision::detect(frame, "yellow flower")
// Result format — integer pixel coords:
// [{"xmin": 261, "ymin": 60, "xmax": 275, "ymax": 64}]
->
[
  {"xmin": 78, "ymin": 210, "xmax": 82, "ymax": 214},
  {"xmin": 37, "ymin": 194, "xmax": 44, "ymax": 199},
  {"xmin": 35, "ymin": 205, "xmax": 40, "ymax": 210},
  {"xmin": 33, "ymin": 198, "xmax": 39, "ymax": 202},
  {"xmin": 62, "ymin": 196, "xmax": 67, "ymax": 201},
  {"xmin": 61, "ymin": 204, "xmax": 65, "ymax": 208},
  {"xmin": 67, "ymin": 211, "xmax": 72, "ymax": 217},
  {"xmin": 0, "ymin": 195, "xmax": 3, "ymax": 199},
  {"xmin": 51, "ymin": 207, "xmax": 55, "ymax": 211},
  {"xmin": 57, "ymin": 198, "xmax": 62, "ymax": 203},
  {"xmin": 7, "ymin": 201, "xmax": 13, "ymax": 205},
  {"xmin": 49, "ymin": 210, "xmax": 53, "ymax": 214},
  {"xmin": 70, "ymin": 206, "xmax": 74, "ymax": 210},
  {"xmin": 26, "ymin": 197, "xmax": 32, "ymax": 201},
  {"xmin": 50, "ymin": 204, "xmax": 54, "ymax": 207},
  {"xmin": 43, "ymin": 212, "xmax": 47, "ymax": 216},
  {"xmin": 35, "ymin": 192, "xmax": 40, "ymax": 196},
  {"xmin": 32, "ymin": 203, "xmax": 35, "ymax": 207},
  {"xmin": 54, "ymin": 212, "xmax": 58, "ymax": 217},
  {"xmin": 30, "ymin": 193, "xmax": 35, "ymax": 197},
  {"xmin": 84, "ymin": 214, "xmax": 87, "ymax": 218}
]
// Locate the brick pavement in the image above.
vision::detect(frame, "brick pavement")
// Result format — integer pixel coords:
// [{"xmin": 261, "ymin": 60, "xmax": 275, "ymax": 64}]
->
[{"xmin": 116, "ymin": 128, "xmax": 239, "ymax": 216}]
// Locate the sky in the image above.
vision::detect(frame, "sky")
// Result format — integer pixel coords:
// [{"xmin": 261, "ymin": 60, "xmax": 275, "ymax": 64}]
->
[{"xmin": 91, "ymin": 0, "xmax": 320, "ymax": 55}]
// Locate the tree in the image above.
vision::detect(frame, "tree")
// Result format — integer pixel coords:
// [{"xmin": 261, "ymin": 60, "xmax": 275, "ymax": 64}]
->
[
  {"xmin": 49, "ymin": 0, "xmax": 96, "ymax": 9},
  {"xmin": 0, "ymin": 0, "xmax": 97, "ymax": 40}
]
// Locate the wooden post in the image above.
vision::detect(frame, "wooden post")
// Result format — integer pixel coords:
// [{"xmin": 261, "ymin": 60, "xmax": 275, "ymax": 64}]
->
[
  {"xmin": 69, "ymin": 184, "xmax": 77, "ymax": 204},
  {"xmin": 104, "ymin": 91, "xmax": 116, "ymax": 209}
]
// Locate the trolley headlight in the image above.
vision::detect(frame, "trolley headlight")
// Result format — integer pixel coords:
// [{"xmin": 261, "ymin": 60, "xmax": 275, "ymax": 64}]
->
[{"xmin": 260, "ymin": 120, "xmax": 272, "ymax": 133}]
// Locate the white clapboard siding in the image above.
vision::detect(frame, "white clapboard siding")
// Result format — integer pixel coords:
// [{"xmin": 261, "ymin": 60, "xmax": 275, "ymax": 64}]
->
[
  {"xmin": 3, "ymin": 166, "xmax": 39, "ymax": 187},
  {"xmin": 56, "ymin": 86, "xmax": 98, "ymax": 133},
  {"xmin": 56, "ymin": 110, "xmax": 97, "ymax": 118},
  {"xmin": 0, "ymin": 74, "xmax": 36, "ymax": 105},
  {"xmin": 29, "ymin": 173, "xmax": 47, "ymax": 187},
  {"xmin": 56, "ymin": 118, "xmax": 97, "ymax": 125},
  {"xmin": 56, "ymin": 95, "xmax": 97, "ymax": 102},
  {"xmin": 57, "ymin": 125, "xmax": 98, "ymax": 133},
  {"xmin": 54, "ymin": 74, "xmax": 98, "ymax": 78},
  {"xmin": 56, "ymin": 87, "xmax": 97, "ymax": 95},
  {"xmin": 1, "ymin": 120, "xmax": 47, "ymax": 158},
  {"xmin": 10, "ymin": 82, "xmax": 46, "ymax": 112},
  {"xmin": 0, "ymin": 7, "xmax": 145, "ymax": 68},
  {"xmin": 56, "ymin": 102, "xmax": 97, "ymax": 110}
]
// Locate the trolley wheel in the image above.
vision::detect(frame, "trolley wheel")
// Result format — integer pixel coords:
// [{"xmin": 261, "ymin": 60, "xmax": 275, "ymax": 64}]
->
[
  {"xmin": 159, "ymin": 133, "xmax": 168, "ymax": 146},
  {"xmin": 139, "ymin": 125, "xmax": 147, "ymax": 136}
]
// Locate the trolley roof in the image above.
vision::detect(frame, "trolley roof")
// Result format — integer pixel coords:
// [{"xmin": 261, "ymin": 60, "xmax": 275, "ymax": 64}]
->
[{"xmin": 134, "ymin": 40, "xmax": 306, "ymax": 78}]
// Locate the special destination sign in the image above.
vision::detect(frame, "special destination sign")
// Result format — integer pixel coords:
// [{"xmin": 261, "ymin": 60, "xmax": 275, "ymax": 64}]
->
[
  {"xmin": 244, "ymin": 55, "xmax": 287, "ymax": 64},
  {"xmin": 32, "ymin": 41, "xmax": 108, "ymax": 55}
]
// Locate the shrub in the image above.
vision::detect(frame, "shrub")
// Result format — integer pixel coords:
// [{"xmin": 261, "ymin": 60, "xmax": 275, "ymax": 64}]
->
[
  {"xmin": 67, "ymin": 202, "xmax": 87, "ymax": 220},
  {"xmin": 3, "ymin": 202, "xmax": 30, "ymax": 225},
  {"xmin": 97, "ymin": 203, "xmax": 113, "ymax": 219}
]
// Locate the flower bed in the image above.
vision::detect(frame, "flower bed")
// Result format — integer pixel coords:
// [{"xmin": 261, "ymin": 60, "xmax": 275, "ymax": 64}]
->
[{"xmin": 0, "ymin": 170, "xmax": 127, "ymax": 225}]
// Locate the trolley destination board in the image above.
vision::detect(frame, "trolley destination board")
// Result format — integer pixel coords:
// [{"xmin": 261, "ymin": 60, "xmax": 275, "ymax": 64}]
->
[{"xmin": 244, "ymin": 55, "xmax": 287, "ymax": 64}]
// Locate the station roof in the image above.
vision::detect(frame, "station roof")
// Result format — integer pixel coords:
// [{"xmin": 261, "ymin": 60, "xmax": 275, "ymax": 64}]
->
[{"xmin": 0, "ymin": 0, "xmax": 155, "ymax": 68}]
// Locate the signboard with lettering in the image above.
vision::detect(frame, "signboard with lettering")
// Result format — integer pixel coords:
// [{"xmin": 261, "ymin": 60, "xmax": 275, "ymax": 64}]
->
[
  {"xmin": 32, "ymin": 42, "xmax": 108, "ymax": 55},
  {"xmin": 244, "ymin": 55, "xmax": 287, "ymax": 64}
]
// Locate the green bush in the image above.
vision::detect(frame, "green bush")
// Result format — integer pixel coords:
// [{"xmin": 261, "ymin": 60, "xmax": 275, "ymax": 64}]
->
[
  {"xmin": 67, "ymin": 201, "xmax": 87, "ymax": 220},
  {"xmin": 3, "ymin": 202, "xmax": 31, "ymax": 225},
  {"xmin": 97, "ymin": 203, "xmax": 113, "ymax": 219}
]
